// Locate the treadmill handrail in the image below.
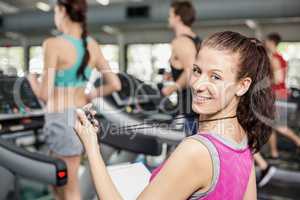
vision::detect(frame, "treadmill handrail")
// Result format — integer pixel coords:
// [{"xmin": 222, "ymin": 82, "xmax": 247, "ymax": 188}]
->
[
  {"xmin": 93, "ymin": 97, "xmax": 186, "ymax": 144},
  {"xmin": 0, "ymin": 110, "xmax": 44, "ymax": 121},
  {"xmin": 0, "ymin": 138, "xmax": 67, "ymax": 186}
]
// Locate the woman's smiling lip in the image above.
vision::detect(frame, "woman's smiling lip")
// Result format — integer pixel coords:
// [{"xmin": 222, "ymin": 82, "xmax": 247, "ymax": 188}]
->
[{"xmin": 192, "ymin": 94, "xmax": 213, "ymax": 103}]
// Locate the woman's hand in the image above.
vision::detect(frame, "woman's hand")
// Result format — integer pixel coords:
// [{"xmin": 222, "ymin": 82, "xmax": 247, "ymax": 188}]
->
[
  {"xmin": 163, "ymin": 72, "xmax": 173, "ymax": 81},
  {"xmin": 27, "ymin": 73, "xmax": 39, "ymax": 86},
  {"xmin": 74, "ymin": 104, "xmax": 100, "ymax": 155},
  {"xmin": 161, "ymin": 85, "xmax": 177, "ymax": 96}
]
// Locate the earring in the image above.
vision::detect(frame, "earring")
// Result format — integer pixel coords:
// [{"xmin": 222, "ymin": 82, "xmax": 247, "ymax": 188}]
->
[{"xmin": 236, "ymin": 91, "xmax": 242, "ymax": 96}]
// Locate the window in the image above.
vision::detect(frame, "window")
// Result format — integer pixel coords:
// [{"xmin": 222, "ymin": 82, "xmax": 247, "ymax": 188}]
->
[
  {"xmin": 0, "ymin": 47, "xmax": 24, "ymax": 76},
  {"xmin": 28, "ymin": 44, "xmax": 120, "ymax": 74},
  {"xmin": 101, "ymin": 44, "xmax": 119, "ymax": 73},
  {"xmin": 127, "ymin": 44, "xmax": 152, "ymax": 82},
  {"xmin": 29, "ymin": 46, "xmax": 43, "ymax": 74},
  {"xmin": 278, "ymin": 42, "xmax": 300, "ymax": 88},
  {"xmin": 278, "ymin": 42, "xmax": 300, "ymax": 61},
  {"xmin": 152, "ymin": 44, "xmax": 172, "ymax": 83},
  {"xmin": 127, "ymin": 43, "xmax": 171, "ymax": 83}
]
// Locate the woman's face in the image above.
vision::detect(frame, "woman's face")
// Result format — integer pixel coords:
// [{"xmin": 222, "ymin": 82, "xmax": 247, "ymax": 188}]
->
[
  {"xmin": 190, "ymin": 46, "xmax": 248, "ymax": 115},
  {"xmin": 54, "ymin": 5, "xmax": 65, "ymax": 31}
]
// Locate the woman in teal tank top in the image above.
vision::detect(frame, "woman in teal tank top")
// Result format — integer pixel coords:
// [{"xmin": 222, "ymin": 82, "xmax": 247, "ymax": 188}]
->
[{"xmin": 28, "ymin": 0, "xmax": 121, "ymax": 199}]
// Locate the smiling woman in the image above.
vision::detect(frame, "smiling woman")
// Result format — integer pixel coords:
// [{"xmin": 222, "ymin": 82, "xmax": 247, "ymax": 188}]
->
[
  {"xmin": 192, "ymin": 32, "xmax": 275, "ymax": 152},
  {"xmin": 190, "ymin": 48, "xmax": 245, "ymax": 116},
  {"xmin": 74, "ymin": 31, "xmax": 275, "ymax": 200}
]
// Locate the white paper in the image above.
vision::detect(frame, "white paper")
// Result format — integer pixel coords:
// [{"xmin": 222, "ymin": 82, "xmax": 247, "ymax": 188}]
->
[{"xmin": 107, "ymin": 162, "xmax": 151, "ymax": 200}]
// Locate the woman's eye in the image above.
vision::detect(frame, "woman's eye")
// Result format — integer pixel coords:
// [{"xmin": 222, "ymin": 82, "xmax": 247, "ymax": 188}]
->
[
  {"xmin": 192, "ymin": 67, "xmax": 201, "ymax": 76},
  {"xmin": 211, "ymin": 74, "xmax": 221, "ymax": 80}
]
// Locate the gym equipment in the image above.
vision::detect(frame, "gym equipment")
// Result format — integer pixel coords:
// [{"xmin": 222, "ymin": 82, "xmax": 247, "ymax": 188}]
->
[
  {"xmin": 0, "ymin": 76, "xmax": 43, "ymax": 118},
  {"xmin": 0, "ymin": 75, "xmax": 66, "ymax": 199},
  {"xmin": 0, "ymin": 138, "xmax": 67, "ymax": 199},
  {"xmin": 93, "ymin": 73, "xmax": 186, "ymax": 145},
  {"xmin": 94, "ymin": 96, "xmax": 185, "ymax": 144},
  {"xmin": 0, "ymin": 138, "xmax": 67, "ymax": 186},
  {"xmin": 0, "ymin": 76, "xmax": 44, "ymax": 142}
]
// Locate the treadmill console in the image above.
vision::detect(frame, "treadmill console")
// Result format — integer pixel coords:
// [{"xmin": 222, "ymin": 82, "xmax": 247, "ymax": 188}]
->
[
  {"xmin": 112, "ymin": 73, "xmax": 175, "ymax": 112},
  {"xmin": 0, "ymin": 76, "xmax": 44, "ymax": 135},
  {"xmin": 0, "ymin": 76, "xmax": 41, "ymax": 113}
]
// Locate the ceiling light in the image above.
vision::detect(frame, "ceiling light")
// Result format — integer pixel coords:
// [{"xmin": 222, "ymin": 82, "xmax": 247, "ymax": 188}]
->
[
  {"xmin": 36, "ymin": 2, "xmax": 51, "ymax": 12},
  {"xmin": 96, "ymin": 0, "xmax": 110, "ymax": 6},
  {"xmin": 245, "ymin": 19, "xmax": 257, "ymax": 30},
  {"xmin": 102, "ymin": 25, "xmax": 120, "ymax": 34}
]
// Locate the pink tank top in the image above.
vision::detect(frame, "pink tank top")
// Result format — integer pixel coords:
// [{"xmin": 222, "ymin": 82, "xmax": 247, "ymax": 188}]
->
[{"xmin": 150, "ymin": 133, "xmax": 253, "ymax": 200}]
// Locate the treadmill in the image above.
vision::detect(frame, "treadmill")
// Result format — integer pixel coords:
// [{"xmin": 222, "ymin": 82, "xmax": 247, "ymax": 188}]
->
[
  {"xmin": 0, "ymin": 75, "xmax": 67, "ymax": 199},
  {"xmin": 0, "ymin": 138, "xmax": 67, "ymax": 186},
  {"xmin": 93, "ymin": 73, "xmax": 186, "ymax": 145},
  {"xmin": 0, "ymin": 76, "xmax": 45, "ymax": 142}
]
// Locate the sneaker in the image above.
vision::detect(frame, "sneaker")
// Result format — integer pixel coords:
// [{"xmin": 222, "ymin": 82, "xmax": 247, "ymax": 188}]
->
[{"xmin": 258, "ymin": 165, "xmax": 277, "ymax": 187}]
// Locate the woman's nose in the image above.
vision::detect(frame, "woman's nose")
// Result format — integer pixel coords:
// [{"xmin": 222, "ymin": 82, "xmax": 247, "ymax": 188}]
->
[{"xmin": 190, "ymin": 75, "xmax": 210, "ymax": 92}]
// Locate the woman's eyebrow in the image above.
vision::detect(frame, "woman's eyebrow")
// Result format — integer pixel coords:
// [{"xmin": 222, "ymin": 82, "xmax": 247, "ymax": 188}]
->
[
  {"xmin": 193, "ymin": 64, "xmax": 223, "ymax": 74},
  {"xmin": 210, "ymin": 68, "xmax": 223, "ymax": 73}
]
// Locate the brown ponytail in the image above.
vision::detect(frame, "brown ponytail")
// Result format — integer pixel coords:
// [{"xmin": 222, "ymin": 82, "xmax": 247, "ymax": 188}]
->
[
  {"xmin": 57, "ymin": 0, "xmax": 89, "ymax": 80},
  {"xmin": 78, "ymin": 19, "xmax": 90, "ymax": 80}
]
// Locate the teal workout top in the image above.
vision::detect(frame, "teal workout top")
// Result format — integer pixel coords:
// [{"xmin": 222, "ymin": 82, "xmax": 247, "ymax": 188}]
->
[{"xmin": 54, "ymin": 34, "xmax": 93, "ymax": 87}]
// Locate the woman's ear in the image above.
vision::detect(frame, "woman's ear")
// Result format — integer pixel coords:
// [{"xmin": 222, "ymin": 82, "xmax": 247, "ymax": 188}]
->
[
  {"xmin": 57, "ymin": 5, "xmax": 67, "ymax": 18},
  {"xmin": 61, "ymin": 6, "xmax": 67, "ymax": 18},
  {"xmin": 236, "ymin": 77, "xmax": 252, "ymax": 96}
]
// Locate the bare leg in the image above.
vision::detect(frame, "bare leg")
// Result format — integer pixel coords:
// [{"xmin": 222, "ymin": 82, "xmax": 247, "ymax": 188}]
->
[
  {"xmin": 254, "ymin": 153, "xmax": 268, "ymax": 170},
  {"xmin": 52, "ymin": 186, "xmax": 63, "ymax": 200},
  {"xmin": 269, "ymin": 132, "xmax": 279, "ymax": 158},
  {"xmin": 276, "ymin": 126, "xmax": 300, "ymax": 147},
  {"xmin": 53, "ymin": 154, "xmax": 81, "ymax": 200}
]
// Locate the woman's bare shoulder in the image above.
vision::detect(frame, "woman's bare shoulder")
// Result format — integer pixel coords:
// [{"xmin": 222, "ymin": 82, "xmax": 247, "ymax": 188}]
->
[{"xmin": 42, "ymin": 36, "xmax": 63, "ymax": 49}]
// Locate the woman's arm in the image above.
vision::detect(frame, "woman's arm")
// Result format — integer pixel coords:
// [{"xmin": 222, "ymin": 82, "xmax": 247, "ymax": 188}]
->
[
  {"xmin": 75, "ymin": 108, "xmax": 126, "ymax": 200},
  {"xmin": 87, "ymin": 43, "xmax": 121, "ymax": 100},
  {"xmin": 28, "ymin": 38, "xmax": 57, "ymax": 102},
  {"xmin": 75, "ymin": 108, "xmax": 211, "ymax": 200},
  {"xmin": 137, "ymin": 138, "xmax": 212, "ymax": 200}
]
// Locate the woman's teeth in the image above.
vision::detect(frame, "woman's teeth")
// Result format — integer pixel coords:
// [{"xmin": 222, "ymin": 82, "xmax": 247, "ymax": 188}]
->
[{"xmin": 193, "ymin": 95, "xmax": 212, "ymax": 103}]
